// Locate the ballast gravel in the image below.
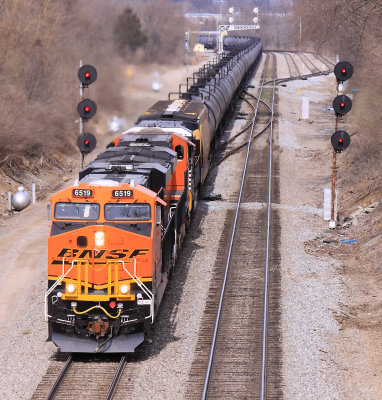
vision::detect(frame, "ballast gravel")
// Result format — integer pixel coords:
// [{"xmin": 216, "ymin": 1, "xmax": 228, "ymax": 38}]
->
[{"xmin": 0, "ymin": 234, "xmax": 57, "ymax": 400}]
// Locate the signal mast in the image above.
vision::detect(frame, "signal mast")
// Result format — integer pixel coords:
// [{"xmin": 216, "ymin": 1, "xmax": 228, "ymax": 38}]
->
[
  {"xmin": 77, "ymin": 62, "xmax": 98, "ymax": 168},
  {"xmin": 217, "ymin": 6, "xmax": 260, "ymax": 55}
]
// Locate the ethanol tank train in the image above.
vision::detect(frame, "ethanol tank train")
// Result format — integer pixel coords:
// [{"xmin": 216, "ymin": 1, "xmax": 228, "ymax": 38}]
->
[{"xmin": 46, "ymin": 37, "xmax": 262, "ymax": 353}]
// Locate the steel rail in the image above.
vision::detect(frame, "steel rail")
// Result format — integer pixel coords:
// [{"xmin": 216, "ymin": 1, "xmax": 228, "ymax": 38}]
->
[
  {"xmin": 286, "ymin": 52, "xmax": 301, "ymax": 76},
  {"xmin": 263, "ymin": 68, "xmax": 331, "ymax": 87},
  {"xmin": 216, "ymin": 94, "xmax": 271, "ymax": 152},
  {"xmin": 104, "ymin": 355, "xmax": 127, "ymax": 400},
  {"xmin": 282, "ymin": 52, "xmax": 293, "ymax": 78},
  {"xmin": 313, "ymin": 52, "xmax": 333, "ymax": 70},
  {"xmin": 201, "ymin": 54, "xmax": 270, "ymax": 400},
  {"xmin": 44, "ymin": 355, "xmax": 73, "ymax": 400},
  {"xmin": 213, "ymin": 96, "xmax": 271, "ymax": 167},
  {"xmin": 297, "ymin": 52, "xmax": 316, "ymax": 74},
  {"xmin": 260, "ymin": 53, "xmax": 276, "ymax": 400},
  {"xmin": 264, "ymin": 50, "xmax": 336, "ymax": 67},
  {"xmin": 300, "ymin": 52, "xmax": 322, "ymax": 73}
]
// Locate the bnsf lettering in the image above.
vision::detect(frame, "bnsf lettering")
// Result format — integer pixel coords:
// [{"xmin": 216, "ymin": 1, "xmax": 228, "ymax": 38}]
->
[
  {"xmin": 55, "ymin": 248, "xmax": 149, "ymax": 259},
  {"xmin": 105, "ymin": 249, "xmax": 127, "ymax": 259},
  {"xmin": 129, "ymin": 249, "xmax": 149, "ymax": 258}
]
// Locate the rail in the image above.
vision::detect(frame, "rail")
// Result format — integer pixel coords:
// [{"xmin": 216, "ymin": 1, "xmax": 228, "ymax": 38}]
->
[
  {"xmin": 104, "ymin": 355, "xmax": 127, "ymax": 400},
  {"xmin": 201, "ymin": 54, "xmax": 271, "ymax": 399},
  {"xmin": 260, "ymin": 52, "xmax": 276, "ymax": 400},
  {"xmin": 44, "ymin": 355, "xmax": 73, "ymax": 400},
  {"xmin": 44, "ymin": 354, "xmax": 127, "ymax": 400}
]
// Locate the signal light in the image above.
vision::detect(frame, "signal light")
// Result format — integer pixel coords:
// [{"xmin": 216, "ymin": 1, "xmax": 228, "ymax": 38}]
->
[
  {"xmin": 78, "ymin": 65, "xmax": 97, "ymax": 86},
  {"xmin": 77, "ymin": 132, "xmax": 97, "ymax": 154},
  {"xmin": 77, "ymin": 98, "xmax": 97, "ymax": 120},
  {"xmin": 109, "ymin": 301, "xmax": 116, "ymax": 309},
  {"xmin": 333, "ymin": 95, "xmax": 352, "ymax": 115},
  {"xmin": 331, "ymin": 130, "xmax": 350, "ymax": 152},
  {"xmin": 334, "ymin": 61, "xmax": 353, "ymax": 82}
]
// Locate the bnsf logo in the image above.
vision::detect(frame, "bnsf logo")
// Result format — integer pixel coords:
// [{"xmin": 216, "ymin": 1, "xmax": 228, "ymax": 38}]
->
[{"xmin": 55, "ymin": 248, "xmax": 149, "ymax": 260}]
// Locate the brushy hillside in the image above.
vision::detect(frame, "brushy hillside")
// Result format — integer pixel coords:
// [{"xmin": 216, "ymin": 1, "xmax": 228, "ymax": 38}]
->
[
  {"xmin": 0, "ymin": 0, "xmax": 186, "ymax": 203},
  {"xmin": 292, "ymin": 0, "xmax": 382, "ymax": 211}
]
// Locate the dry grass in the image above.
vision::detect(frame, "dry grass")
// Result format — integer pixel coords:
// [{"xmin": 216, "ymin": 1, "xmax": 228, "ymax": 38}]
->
[
  {"xmin": 0, "ymin": 0, "xmax": 187, "ymax": 201},
  {"xmin": 291, "ymin": 0, "xmax": 382, "ymax": 212}
]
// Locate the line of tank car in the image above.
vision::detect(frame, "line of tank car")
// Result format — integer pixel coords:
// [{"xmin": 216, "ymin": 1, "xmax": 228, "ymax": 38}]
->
[{"xmin": 46, "ymin": 38, "xmax": 263, "ymax": 353}]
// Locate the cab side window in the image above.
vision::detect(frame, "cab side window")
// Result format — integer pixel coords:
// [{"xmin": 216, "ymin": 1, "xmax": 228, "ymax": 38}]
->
[{"xmin": 175, "ymin": 145, "xmax": 184, "ymax": 160}]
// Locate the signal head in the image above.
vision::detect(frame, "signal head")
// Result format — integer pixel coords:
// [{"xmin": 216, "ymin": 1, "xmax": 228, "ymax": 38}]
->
[
  {"xmin": 78, "ymin": 65, "xmax": 97, "ymax": 86},
  {"xmin": 77, "ymin": 132, "xmax": 97, "ymax": 154},
  {"xmin": 333, "ymin": 95, "xmax": 352, "ymax": 115},
  {"xmin": 77, "ymin": 98, "xmax": 97, "ymax": 120},
  {"xmin": 331, "ymin": 130, "xmax": 350, "ymax": 152},
  {"xmin": 334, "ymin": 61, "xmax": 353, "ymax": 82}
]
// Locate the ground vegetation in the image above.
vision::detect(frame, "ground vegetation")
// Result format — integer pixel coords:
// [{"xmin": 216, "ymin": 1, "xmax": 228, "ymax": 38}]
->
[
  {"xmin": 0, "ymin": 0, "xmax": 187, "ymax": 205},
  {"xmin": 292, "ymin": 0, "xmax": 382, "ymax": 210}
]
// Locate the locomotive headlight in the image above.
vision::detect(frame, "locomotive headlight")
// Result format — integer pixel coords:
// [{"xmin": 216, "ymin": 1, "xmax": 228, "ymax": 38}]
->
[
  {"xmin": 95, "ymin": 231, "xmax": 105, "ymax": 247},
  {"xmin": 66, "ymin": 283, "xmax": 76, "ymax": 294},
  {"xmin": 119, "ymin": 284, "xmax": 129, "ymax": 294}
]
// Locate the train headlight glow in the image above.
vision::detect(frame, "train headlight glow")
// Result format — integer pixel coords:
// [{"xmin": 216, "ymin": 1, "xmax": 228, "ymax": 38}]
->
[
  {"xmin": 95, "ymin": 231, "xmax": 105, "ymax": 247},
  {"xmin": 119, "ymin": 284, "xmax": 129, "ymax": 294},
  {"xmin": 66, "ymin": 283, "xmax": 76, "ymax": 294}
]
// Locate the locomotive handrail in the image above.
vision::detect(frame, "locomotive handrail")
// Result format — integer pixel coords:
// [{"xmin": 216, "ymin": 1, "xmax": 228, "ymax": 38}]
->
[
  {"xmin": 120, "ymin": 259, "xmax": 154, "ymax": 322},
  {"xmin": 44, "ymin": 258, "xmax": 77, "ymax": 321},
  {"xmin": 45, "ymin": 258, "xmax": 154, "ymax": 322}
]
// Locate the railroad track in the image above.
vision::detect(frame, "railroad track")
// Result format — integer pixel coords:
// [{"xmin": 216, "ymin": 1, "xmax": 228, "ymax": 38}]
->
[
  {"xmin": 186, "ymin": 53, "xmax": 282, "ymax": 399},
  {"xmin": 283, "ymin": 52, "xmax": 301, "ymax": 77},
  {"xmin": 213, "ymin": 92, "xmax": 271, "ymax": 167},
  {"xmin": 267, "ymin": 49, "xmax": 335, "ymax": 70},
  {"xmin": 297, "ymin": 51, "xmax": 320, "ymax": 74},
  {"xmin": 263, "ymin": 51, "xmax": 332, "ymax": 86},
  {"xmin": 33, "ymin": 354, "xmax": 133, "ymax": 400}
]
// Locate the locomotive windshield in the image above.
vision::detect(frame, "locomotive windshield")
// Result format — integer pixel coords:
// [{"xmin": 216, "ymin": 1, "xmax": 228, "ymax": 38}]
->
[
  {"xmin": 105, "ymin": 203, "xmax": 151, "ymax": 221},
  {"xmin": 54, "ymin": 202, "xmax": 100, "ymax": 220}
]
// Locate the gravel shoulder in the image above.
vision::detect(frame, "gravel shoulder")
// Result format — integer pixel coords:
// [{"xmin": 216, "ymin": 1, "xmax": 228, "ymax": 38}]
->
[
  {"xmin": 277, "ymin": 73, "xmax": 345, "ymax": 398},
  {"xmin": 277, "ymin": 52, "xmax": 381, "ymax": 399}
]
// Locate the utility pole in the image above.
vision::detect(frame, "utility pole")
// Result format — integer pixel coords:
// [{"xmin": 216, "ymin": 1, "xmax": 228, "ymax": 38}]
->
[{"xmin": 299, "ymin": 18, "xmax": 302, "ymax": 50}]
